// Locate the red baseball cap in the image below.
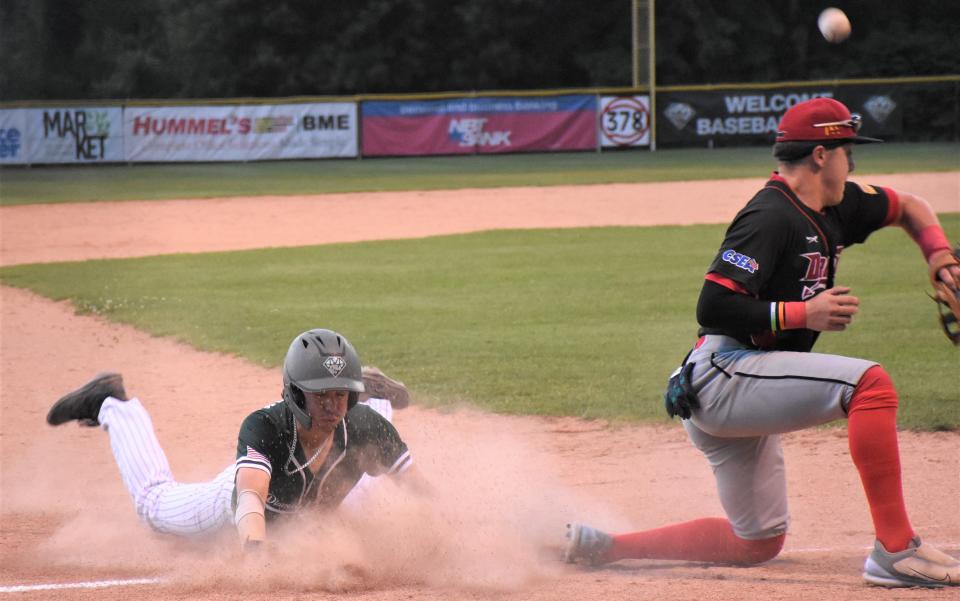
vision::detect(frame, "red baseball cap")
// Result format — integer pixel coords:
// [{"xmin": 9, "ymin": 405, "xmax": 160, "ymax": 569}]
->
[{"xmin": 775, "ymin": 97, "xmax": 882, "ymax": 144}]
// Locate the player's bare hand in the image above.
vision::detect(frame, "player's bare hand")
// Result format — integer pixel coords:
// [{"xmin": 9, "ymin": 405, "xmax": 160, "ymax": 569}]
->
[{"xmin": 805, "ymin": 286, "xmax": 860, "ymax": 331}]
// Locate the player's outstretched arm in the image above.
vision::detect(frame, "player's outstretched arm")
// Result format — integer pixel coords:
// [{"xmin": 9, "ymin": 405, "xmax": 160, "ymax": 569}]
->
[
  {"xmin": 235, "ymin": 466, "xmax": 270, "ymax": 550},
  {"xmin": 894, "ymin": 190, "xmax": 960, "ymax": 290}
]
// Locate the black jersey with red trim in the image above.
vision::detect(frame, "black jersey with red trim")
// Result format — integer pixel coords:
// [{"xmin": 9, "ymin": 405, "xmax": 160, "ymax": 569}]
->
[
  {"xmin": 698, "ymin": 173, "xmax": 898, "ymax": 351},
  {"xmin": 234, "ymin": 401, "xmax": 410, "ymax": 520}
]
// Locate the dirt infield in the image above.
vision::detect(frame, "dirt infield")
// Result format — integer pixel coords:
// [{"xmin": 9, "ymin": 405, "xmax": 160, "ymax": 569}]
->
[{"xmin": 1, "ymin": 173, "xmax": 958, "ymax": 600}]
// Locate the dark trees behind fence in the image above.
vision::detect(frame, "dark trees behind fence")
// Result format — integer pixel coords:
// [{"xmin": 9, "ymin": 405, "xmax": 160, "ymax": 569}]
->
[{"xmin": 2, "ymin": 1, "xmax": 957, "ymax": 101}]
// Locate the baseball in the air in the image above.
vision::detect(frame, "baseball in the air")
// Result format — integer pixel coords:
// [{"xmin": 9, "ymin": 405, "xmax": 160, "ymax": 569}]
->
[{"xmin": 818, "ymin": 8, "xmax": 851, "ymax": 43}]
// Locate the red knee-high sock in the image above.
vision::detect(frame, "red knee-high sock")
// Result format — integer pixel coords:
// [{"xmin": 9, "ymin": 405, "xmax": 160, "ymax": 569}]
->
[
  {"xmin": 607, "ymin": 517, "xmax": 784, "ymax": 565},
  {"xmin": 847, "ymin": 365, "xmax": 914, "ymax": 552}
]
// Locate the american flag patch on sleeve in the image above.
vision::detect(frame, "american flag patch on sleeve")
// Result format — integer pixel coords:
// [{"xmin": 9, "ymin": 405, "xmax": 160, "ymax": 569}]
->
[{"xmin": 236, "ymin": 445, "xmax": 272, "ymax": 475}]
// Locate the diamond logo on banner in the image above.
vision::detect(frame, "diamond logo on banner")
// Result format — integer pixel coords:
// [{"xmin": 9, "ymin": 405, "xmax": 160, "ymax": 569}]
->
[
  {"xmin": 863, "ymin": 96, "xmax": 896, "ymax": 124},
  {"xmin": 664, "ymin": 103, "xmax": 696, "ymax": 131}
]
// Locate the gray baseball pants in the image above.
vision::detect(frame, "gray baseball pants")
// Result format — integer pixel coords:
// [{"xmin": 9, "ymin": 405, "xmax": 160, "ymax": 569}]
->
[{"xmin": 680, "ymin": 335, "xmax": 876, "ymax": 539}]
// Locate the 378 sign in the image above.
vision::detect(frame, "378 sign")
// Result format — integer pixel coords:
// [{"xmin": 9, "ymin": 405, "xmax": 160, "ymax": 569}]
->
[{"xmin": 599, "ymin": 96, "xmax": 651, "ymax": 147}]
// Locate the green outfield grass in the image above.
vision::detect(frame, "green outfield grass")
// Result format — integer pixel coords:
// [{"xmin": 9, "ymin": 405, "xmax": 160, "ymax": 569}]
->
[
  {"xmin": 2, "ymin": 215, "xmax": 957, "ymax": 429},
  {"xmin": 1, "ymin": 142, "xmax": 957, "ymax": 205}
]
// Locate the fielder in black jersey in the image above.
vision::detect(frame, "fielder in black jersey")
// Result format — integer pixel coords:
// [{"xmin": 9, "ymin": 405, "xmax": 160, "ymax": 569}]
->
[
  {"xmin": 565, "ymin": 98, "xmax": 960, "ymax": 588},
  {"xmin": 700, "ymin": 175, "xmax": 895, "ymax": 352}
]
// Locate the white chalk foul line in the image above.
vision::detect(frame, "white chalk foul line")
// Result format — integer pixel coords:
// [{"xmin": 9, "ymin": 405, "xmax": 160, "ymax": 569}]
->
[
  {"xmin": 4, "ymin": 544, "xmax": 958, "ymax": 592},
  {"xmin": 783, "ymin": 542, "xmax": 960, "ymax": 555},
  {"xmin": 0, "ymin": 577, "xmax": 165, "ymax": 594}
]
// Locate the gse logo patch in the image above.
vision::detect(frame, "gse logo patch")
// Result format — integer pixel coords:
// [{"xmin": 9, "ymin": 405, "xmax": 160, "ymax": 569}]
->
[{"xmin": 721, "ymin": 249, "xmax": 759, "ymax": 273}]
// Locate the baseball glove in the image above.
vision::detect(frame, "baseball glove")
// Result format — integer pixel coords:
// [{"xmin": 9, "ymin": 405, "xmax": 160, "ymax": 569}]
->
[
  {"xmin": 664, "ymin": 362, "xmax": 699, "ymax": 419},
  {"xmin": 929, "ymin": 245, "xmax": 960, "ymax": 345}
]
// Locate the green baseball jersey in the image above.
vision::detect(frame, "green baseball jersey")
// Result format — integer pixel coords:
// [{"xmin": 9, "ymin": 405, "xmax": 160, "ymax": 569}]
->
[{"xmin": 235, "ymin": 401, "xmax": 410, "ymax": 520}]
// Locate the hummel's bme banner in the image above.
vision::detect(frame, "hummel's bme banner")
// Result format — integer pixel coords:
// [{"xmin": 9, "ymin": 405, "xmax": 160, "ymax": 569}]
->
[{"xmin": 125, "ymin": 103, "xmax": 358, "ymax": 162}]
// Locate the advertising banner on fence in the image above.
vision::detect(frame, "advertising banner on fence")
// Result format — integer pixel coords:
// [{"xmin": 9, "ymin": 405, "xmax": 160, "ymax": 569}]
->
[
  {"xmin": 361, "ymin": 95, "xmax": 596, "ymax": 156},
  {"xmin": 598, "ymin": 96, "xmax": 651, "ymax": 147},
  {"xmin": 125, "ymin": 103, "xmax": 357, "ymax": 162},
  {"xmin": 0, "ymin": 109, "xmax": 27, "ymax": 164},
  {"xmin": 657, "ymin": 87, "xmax": 902, "ymax": 146},
  {"xmin": 0, "ymin": 107, "xmax": 124, "ymax": 164}
]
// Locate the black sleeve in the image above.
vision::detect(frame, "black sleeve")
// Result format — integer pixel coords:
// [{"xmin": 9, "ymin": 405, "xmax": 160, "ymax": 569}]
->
[
  {"xmin": 834, "ymin": 181, "xmax": 892, "ymax": 246},
  {"xmin": 696, "ymin": 279, "xmax": 772, "ymax": 331},
  {"xmin": 351, "ymin": 406, "xmax": 411, "ymax": 477},
  {"xmin": 706, "ymin": 202, "xmax": 790, "ymax": 296},
  {"xmin": 236, "ymin": 410, "xmax": 282, "ymax": 474}
]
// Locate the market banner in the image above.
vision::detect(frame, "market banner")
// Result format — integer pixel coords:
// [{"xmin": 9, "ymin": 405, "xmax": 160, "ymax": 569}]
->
[
  {"xmin": 657, "ymin": 87, "xmax": 902, "ymax": 146},
  {"xmin": 125, "ymin": 103, "xmax": 357, "ymax": 162},
  {"xmin": 598, "ymin": 95, "xmax": 651, "ymax": 147},
  {"xmin": 361, "ymin": 95, "xmax": 597, "ymax": 156},
  {"xmin": 0, "ymin": 107, "xmax": 124, "ymax": 164}
]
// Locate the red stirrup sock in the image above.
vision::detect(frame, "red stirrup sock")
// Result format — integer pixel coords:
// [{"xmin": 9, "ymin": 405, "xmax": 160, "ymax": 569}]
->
[
  {"xmin": 847, "ymin": 365, "xmax": 914, "ymax": 552},
  {"xmin": 607, "ymin": 517, "xmax": 784, "ymax": 565}
]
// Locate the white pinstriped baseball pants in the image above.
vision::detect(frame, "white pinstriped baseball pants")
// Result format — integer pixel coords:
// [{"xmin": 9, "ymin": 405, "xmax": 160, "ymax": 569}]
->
[
  {"xmin": 99, "ymin": 397, "xmax": 236, "ymax": 536},
  {"xmin": 98, "ymin": 395, "xmax": 395, "ymax": 536}
]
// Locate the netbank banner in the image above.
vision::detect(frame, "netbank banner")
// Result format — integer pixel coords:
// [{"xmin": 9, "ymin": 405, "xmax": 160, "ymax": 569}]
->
[
  {"xmin": 0, "ymin": 107, "xmax": 124, "ymax": 164},
  {"xmin": 361, "ymin": 95, "xmax": 596, "ymax": 156},
  {"xmin": 657, "ymin": 87, "xmax": 902, "ymax": 145},
  {"xmin": 125, "ymin": 103, "xmax": 357, "ymax": 162}
]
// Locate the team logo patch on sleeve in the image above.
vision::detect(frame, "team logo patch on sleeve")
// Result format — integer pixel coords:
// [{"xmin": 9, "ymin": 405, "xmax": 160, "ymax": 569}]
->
[
  {"xmin": 853, "ymin": 181, "xmax": 878, "ymax": 194},
  {"xmin": 721, "ymin": 249, "xmax": 760, "ymax": 273}
]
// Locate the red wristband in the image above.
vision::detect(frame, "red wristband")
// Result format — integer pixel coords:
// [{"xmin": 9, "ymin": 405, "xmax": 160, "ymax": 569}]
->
[
  {"xmin": 913, "ymin": 225, "xmax": 951, "ymax": 261},
  {"xmin": 780, "ymin": 301, "xmax": 807, "ymax": 330}
]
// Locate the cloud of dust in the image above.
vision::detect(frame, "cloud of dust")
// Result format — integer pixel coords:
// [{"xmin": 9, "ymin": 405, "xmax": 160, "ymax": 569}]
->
[
  {"xmin": 12, "ymin": 407, "xmax": 627, "ymax": 594},
  {"xmin": 171, "ymin": 408, "xmax": 628, "ymax": 594}
]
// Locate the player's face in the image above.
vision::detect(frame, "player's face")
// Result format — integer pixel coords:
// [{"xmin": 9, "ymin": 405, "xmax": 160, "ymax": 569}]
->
[
  {"xmin": 822, "ymin": 144, "xmax": 854, "ymax": 206},
  {"xmin": 303, "ymin": 389, "xmax": 349, "ymax": 430}
]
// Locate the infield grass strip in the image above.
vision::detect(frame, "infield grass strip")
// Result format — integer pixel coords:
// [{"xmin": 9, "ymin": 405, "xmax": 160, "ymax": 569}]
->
[
  {"xmin": 2, "ymin": 215, "xmax": 958, "ymax": 429},
  {"xmin": 1, "ymin": 142, "xmax": 957, "ymax": 205}
]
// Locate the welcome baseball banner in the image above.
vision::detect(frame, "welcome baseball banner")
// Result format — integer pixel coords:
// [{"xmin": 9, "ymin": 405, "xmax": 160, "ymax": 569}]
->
[
  {"xmin": 657, "ymin": 87, "xmax": 903, "ymax": 146},
  {"xmin": 125, "ymin": 103, "xmax": 358, "ymax": 162},
  {"xmin": 361, "ymin": 95, "xmax": 597, "ymax": 156}
]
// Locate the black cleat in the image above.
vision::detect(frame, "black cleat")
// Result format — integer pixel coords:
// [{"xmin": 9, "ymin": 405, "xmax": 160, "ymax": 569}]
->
[{"xmin": 47, "ymin": 372, "xmax": 127, "ymax": 426}]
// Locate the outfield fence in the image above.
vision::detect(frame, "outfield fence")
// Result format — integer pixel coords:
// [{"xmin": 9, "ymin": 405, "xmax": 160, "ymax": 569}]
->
[{"xmin": 0, "ymin": 75, "xmax": 956, "ymax": 166}]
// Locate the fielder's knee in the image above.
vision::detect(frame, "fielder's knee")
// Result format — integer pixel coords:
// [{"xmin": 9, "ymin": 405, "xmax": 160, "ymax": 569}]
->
[
  {"xmin": 848, "ymin": 365, "xmax": 898, "ymax": 414},
  {"xmin": 736, "ymin": 532, "xmax": 786, "ymax": 565}
]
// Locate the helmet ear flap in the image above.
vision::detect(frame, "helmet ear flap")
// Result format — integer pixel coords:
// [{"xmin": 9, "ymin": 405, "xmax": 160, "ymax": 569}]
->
[
  {"xmin": 290, "ymin": 386, "xmax": 305, "ymax": 408},
  {"xmin": 283, "ymin": 383, "xmax": 312, "ymax": 428}
]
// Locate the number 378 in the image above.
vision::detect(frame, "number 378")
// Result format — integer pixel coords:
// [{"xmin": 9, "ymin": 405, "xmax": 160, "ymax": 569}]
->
[{"xmin": 605, "ymin": 110, "xmax": 647, "ymax": 133}]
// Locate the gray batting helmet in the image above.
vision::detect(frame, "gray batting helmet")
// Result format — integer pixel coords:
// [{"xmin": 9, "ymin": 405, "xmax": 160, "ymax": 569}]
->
[{"xmin": 282, "ymin": 329, "xmax": 364, "ymax": 429}]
